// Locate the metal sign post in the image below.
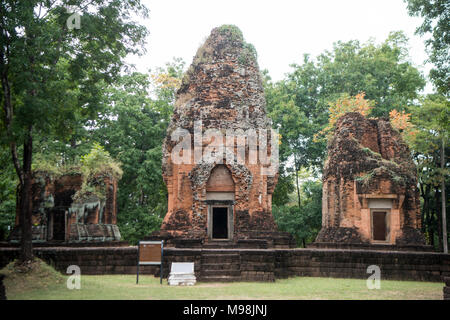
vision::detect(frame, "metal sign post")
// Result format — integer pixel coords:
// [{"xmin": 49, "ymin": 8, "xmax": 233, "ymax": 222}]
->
[{"xmin": 136, "ymin": 240, "xmax": 164, "ymax": 285}]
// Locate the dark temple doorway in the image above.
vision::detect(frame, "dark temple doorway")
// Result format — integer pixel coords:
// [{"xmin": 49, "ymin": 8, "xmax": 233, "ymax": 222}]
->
[
  {"xmin": 212, "ymin": 207, "xmax": 228, "ymax": 239},
  {"xmin": 51, "ymin": 209, "xmax": 66, "ymax": 241},
  {"xmin": 372, "ymin": 211, "xmax": 387, "ymax": 241}
]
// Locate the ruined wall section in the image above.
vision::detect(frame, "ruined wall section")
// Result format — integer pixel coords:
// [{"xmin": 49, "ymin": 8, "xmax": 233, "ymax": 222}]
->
[
  {"xmin": 10, "ymin": 171, "xmax": 121, "ymax": 243},
  {"xmin": 316, "ymin": 112, "xmax": 425, "ymax": 245}
]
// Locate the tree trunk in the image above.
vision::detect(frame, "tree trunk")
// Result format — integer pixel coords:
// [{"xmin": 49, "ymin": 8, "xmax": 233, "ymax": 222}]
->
[
  {"xmin": 435, "ymin": 186, "xmax": 443, "ymax": 252},
  {"xmin": 429, "ymin": 221, "xmax": 434, "ymax": 247},
  {"xmin": 294, "ymin": 154, "xmax": 301, "ymax": 208},
  {"xmin": 441, "ymin": 137, "xmax": 448, "ymax": 253},
  {"xmin": 422, "ymin": 184, "xmax": 432, "ymax": 244},
  {"xmin": 19, "ymin": 127, "xmax": 34, "ymax": 262},
  {"xmin": 420, "ymin": 183, "xmax": 427, "ymax": 234},
  {"xmin": 1, "ymin": 53, "xmax": 34, "ymax": 261},
  {"xmin": 425, "ymin": 184, "xmax": 434, "ymax": 247}
]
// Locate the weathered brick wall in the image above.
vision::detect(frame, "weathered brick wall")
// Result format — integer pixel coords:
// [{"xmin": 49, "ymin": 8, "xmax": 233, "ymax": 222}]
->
[
  {"xmin": 240, "ymin": 250, "xmax": 275, "ymax": 282},
  {"xmin": 317, "ymin": 112, "xmax": 425, "ymax": 246},
  {"xmin": 0, "ymin": 247, "xmax": 156, "ymax": 275},
  {"xmin": 274, "ymin": 249, "xmax": 450, "ymax": 282},
  {"xmin": 1, "ymin": 247, "xmax": 449, "ymax": 283},
  {"xmin": 308, "ymin": 242, "xmax": 434, "ymax": 252},
  {"xmin": 38, "ymin": 247, "xmax": 143, "ymax": 275},
  {"xmin": 0, "ymin": 247, "xmax": 202, "ymax": 277}
]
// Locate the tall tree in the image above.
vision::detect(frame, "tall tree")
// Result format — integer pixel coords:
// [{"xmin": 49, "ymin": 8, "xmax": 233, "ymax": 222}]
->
[
  {"xmin": 0, "ymin": 0, "xmax": 148, "ymax": 262},
  {"xmin": 404, "ymin": 0, "xmax": 449, "ymax": 251},
  {"xmin": 93, "ymin": 59, "xmax": 184, "ymax": 244},
  {"xmin": 405, "ymin": 0, "xmax": 450, "ymax": 94},
  {"xmin": 409, "ymin": 94, "xmax": 449, "ymax": 251}
]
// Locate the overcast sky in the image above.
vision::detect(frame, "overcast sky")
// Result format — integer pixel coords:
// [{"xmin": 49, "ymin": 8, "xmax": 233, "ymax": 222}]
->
[{"xmin": 128, "ymin": 0, "xmax": 432, "ymax": 92}]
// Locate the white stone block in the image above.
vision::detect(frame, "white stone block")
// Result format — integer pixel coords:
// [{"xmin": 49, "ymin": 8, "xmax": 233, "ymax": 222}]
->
[{"xmin": 168, "ymin": 262, "xmax": 196, "ymax": 286}]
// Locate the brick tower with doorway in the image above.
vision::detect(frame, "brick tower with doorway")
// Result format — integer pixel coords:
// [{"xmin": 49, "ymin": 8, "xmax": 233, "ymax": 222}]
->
[
  {"xmin": 153, "ymin": 25, "xmax": 294, "ymax": 248},
  {"xmin": 314, "ymin": 112, "xmax": 427, "ymax": 248}
]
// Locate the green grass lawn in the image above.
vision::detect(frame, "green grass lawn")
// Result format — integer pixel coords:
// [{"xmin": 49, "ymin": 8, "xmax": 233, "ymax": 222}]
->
[{"xmin": 2, "ymin": 259, "xmax": 444, "ymax": 300}]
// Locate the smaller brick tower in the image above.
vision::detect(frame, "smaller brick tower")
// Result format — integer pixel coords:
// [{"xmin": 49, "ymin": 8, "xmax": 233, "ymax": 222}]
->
[
  {"xmin": 315, "ymin": 112, "xmax": 426, "ymax": 247},
  {"xmin": 10, "ymin": 171, "xmax": 121, "ymax": 243}
]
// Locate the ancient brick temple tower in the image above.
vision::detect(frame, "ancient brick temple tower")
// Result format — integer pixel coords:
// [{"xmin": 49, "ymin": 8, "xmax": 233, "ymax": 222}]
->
[
  {"xmin": 315, "ymin": 112, "xmax": 426, "ymax": 247},
  {"xmin": 156, "ymin": 25, "xmax": 294, "ymax": 248}
]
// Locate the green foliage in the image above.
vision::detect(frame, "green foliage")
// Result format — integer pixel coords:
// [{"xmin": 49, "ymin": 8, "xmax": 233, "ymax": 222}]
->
[
  {"xmin": 290, "ymin": 31, "xmax": 424, "ymax": 118},
  {"xmin": 407, "ymin": 94, "xmax": 449, "ymax": 249},
  {"xmin": 31, "ymin": 152, "xmax": 72, "ymax": 179},
  {"xmin": 80, "ymin": 143, "xmax": 123, "ymax": 181},
  {"xmin": 31, "ymin": 144, "xmax": 123, "ymax": 203},
  {"xmin": 72, "ymin": 144, "xmax": 122, "ymax": 202},
  {"xmin": 1, "ymin": 60, "xmax": 179, "ymax": 243},
  {"xmin": 356, "ymin": 166, "xmax": 406, "ymax": 188},
  {"xmin": 273, "ymin": 181, "xmax": 322, "ymax": 247},
  {"xmin": 218, "ymin": 24, "xmax": 244, "ymax": 42},
  {"xmin": 0, "ymin": 146, "xmax": 17, "ymax": 241},
  {"xmin": 216, "ymin": 25, "xmax": 257, "ymax": 65},
  {"xmin": 409, "ymin": 95, "xmax": 448, "ymax": 190},
  {"xmin": 272, "ymin": 170, "xmax": 295, "ymax": 206},
  {"xmin": 118, "ymin": 207, "xmax": 163, "ymax": 245},
  {"xmin": 0, "ymin": 1, "xmax": 149, "ymax": 259},
  {"xmin": 362, "ymin": 147, "xmax": 380, "ymax": 157},
  {"xmin": 92, "ymin": 64, "xmax": 184, "ymax": 241},
  {"xmin": 0, "ymin": 4, "xmax": 442, "ymax": 250},
  {"xmin": 238, "ymin": 42, "xmax": 258, "ymax": 66},
  {"xmin": 405, "ymin": 0, "xmax": 449, "ymax": 94},
  {"xmin": 355, "ymin": 171, "xmax": 375, "ymax": 186},
  {"xmin": 0, "ymin": 0, "xmax": 149, "ymax": 142}
]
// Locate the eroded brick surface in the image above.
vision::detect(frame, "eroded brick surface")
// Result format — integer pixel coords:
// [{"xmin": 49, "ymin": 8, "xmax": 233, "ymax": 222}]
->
[
  {"xmin": 1, "ymin": 247, "xmax": 448, "ymax": 282},
  {"xmin": 316, "ymin": 112, "xmax": 425, "ymax": 246},
  {"xmin": 10, "ymin": 173, "xmax": 121, "ymax": 243},
  {"xmin": 156, "ymin": 26, "xmax": 293, "ymax": 247}
]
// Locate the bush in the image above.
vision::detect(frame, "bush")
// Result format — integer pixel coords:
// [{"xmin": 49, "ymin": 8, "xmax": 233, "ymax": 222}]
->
[
  {"xmin": 273, "ymin": 181, "xmax": 322, "ymax": 247},
  {"xmin": 117, "ymin": 206, "xmax": 163, "ymax": 245}
]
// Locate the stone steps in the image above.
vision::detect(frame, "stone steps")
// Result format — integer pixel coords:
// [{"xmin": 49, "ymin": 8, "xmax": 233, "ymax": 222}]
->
[
  {"xmin": 199, "ymin": 251, "xmax": 241, "ymax": 282},
  {"xmin": 201, "ymin": 270, "xmax": 241, "ymax": 277},
  {"xmin": 202, "ymin": 263, "xmax": 240, "ymax": 271},
  {"xmin": 201, "ymin": 253, "xmax": 240, "ymax": 264},
  {"xmin": 202, "ymin": 241, "xmax": 237, "ymax": 249},
  {"xmin": 202, "ymin": 239, "xmax": 271, "ymax": 249}
]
